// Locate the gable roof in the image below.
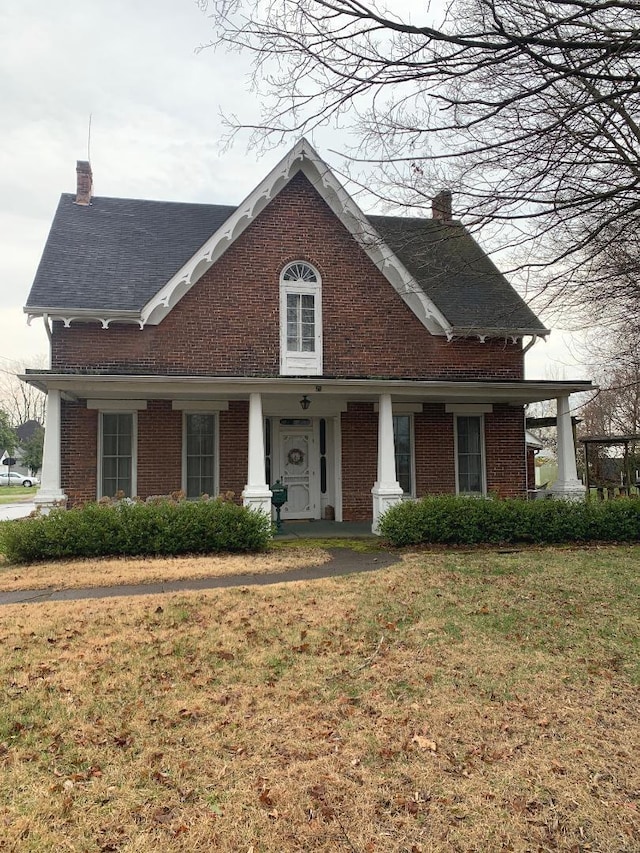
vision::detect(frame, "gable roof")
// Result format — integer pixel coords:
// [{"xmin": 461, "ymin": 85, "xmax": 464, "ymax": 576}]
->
[
  {"xmin": 27, "ymin": 196, "xmax": 236, "ymax": 316},
  {"xmin": 369, "ymin": 216, "xmax": 545, "ymax": 337},
  {"xmin": 26, "ymin": 140, "xmax": 548, "ymax": 339}
]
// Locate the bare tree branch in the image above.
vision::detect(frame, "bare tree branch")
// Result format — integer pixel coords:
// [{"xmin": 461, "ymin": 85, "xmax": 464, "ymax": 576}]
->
[{"xmin": 198, "ymin": 0, "xmax": 640, "ymax": 355}]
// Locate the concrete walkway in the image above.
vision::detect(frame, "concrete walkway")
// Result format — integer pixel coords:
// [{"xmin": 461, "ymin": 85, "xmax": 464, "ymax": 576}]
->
[
  {"xmin": 0, "ymin": 547, "xmax": 400, "ymax": 607},
  {"xmin": 0, "ymin": 500, "xmax": 35, "ymax": 521},
  {"xmin": 273, "ymin": 520, "xmax": 376, "ymax": 539}
]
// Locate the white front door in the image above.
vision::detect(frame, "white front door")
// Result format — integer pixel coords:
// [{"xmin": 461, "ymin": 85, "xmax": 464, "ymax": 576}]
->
[{"xmin": 278, "ymin": 424, "xmax": 319, "ymax": 519}]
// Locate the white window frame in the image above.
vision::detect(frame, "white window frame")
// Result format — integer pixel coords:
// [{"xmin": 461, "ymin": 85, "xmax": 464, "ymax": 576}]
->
[
  {"xmin": 453, "ymin": 414, "xmax": 487, "ymax": 496},
  {"xmin": 97, "ymin": 411, "xmax": 138, "ymax": 499},
  {"xmin": 182, "ymin": 412, "xmax": 219, "ymax": 499},
  {"xmin": 280, "ymin": 261, "xmax": 323, "ymax": 376}
]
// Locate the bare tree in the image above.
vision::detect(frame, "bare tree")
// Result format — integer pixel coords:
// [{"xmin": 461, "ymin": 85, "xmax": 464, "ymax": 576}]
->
[
  {"xmin": 200, "ymin": 0, "xmax": 640, "ymax": 320},
  {"xmin": 580, "ymin": 344, "xmax": 640, "ymax": 437},
  {"xmin": 0, "ymin": 358, "xmax": 47, "ymax": 428}
]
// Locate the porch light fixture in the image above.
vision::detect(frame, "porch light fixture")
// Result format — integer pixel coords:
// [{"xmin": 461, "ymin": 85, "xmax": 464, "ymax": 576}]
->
[{"xmin": 300, "ymin": 395, "xmax": 311, "ymax": 411}]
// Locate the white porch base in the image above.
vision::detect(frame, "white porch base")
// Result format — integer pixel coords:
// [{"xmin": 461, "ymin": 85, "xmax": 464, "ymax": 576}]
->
[
  {"xmin": 34, "ymin": 490, "xmax": 68, "ymax": 513},
  {"xmin": 241, "ymin": 486, "xmax": 273, "ymax": 517},
  {"xmin": 371, "ymin": 482, "xmax": 404, "ymax": 534},
  {"xmin": 549, "ymin": 479, "xmax": 586, "ymax": 501}
]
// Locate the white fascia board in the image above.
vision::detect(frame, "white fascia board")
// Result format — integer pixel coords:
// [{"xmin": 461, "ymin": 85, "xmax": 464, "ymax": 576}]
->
[
  {"xmin": 525, "ymin": 430, "xmax": 544, "ymax": 449},
  {"xmin": 139, "ymin": 138, "xmax": 453, "ymax": 336},
  {"xmin": 21, "ymin": 373, "xmax": 595, "ymax": 406}
]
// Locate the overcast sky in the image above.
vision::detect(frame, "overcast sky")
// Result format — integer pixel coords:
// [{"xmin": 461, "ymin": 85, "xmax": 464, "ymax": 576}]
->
[{"xmin": 0, "ymin": 0, "xmax": 586, "ymax": 380}]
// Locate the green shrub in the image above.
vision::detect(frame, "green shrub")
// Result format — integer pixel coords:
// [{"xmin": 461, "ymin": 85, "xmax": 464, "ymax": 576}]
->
[
  {"xmin": 378, "ymin": 494, "xmax": 640, "ymax": 547},
  {"xmin": 0, "ymin": 498, "xmax": 272, "ymax": 563}
]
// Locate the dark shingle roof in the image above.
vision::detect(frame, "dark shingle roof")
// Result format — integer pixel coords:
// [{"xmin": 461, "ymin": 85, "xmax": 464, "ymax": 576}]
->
[
  {"xmin": 27, "ymin": 193, "xmax": 547, "ymax": 334},
  {"xmin": 369, "ymin": 215, "xmax": 546, "ymax": 334},
  {"xmin": 27, "ymin": 195, "xmax": 236, "ymax": 312}
]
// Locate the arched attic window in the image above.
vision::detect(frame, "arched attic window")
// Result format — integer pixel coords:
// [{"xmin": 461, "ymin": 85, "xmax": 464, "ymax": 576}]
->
[{"xmin": 280, "ymin": 261, "xmax": 323, "ymax": 376}]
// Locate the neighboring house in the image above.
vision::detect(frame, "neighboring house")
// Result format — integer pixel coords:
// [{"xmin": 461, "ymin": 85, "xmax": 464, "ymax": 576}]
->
[
  {"xmin": 525, "ymin": 430, "xmax": 544, "ymax": 494},
  {"xmin": 1, "ymin": 420, "xmax": 42, "ymax": 477},
  {"xmin": 0, "ymin": 449, "xmax": 26, "ymax": 478},
  {"xmin": 0, "ymin": 450, "xmax": 27, "ymax": 478},
  {"xmin": 22, "ymin": 140, "xmax": 591, "ymax": 530}
]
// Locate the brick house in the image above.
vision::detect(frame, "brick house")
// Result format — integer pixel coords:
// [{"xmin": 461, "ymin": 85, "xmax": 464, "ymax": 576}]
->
[{"xmin": 23, "ymin": 140, "xmax": 591, "ymax": 530}]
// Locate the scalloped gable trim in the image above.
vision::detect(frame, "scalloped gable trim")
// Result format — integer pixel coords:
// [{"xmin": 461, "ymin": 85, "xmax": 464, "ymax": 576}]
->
[{"xmin": 139, "ymin": 138, "xmax": 453, "ymax": 337}]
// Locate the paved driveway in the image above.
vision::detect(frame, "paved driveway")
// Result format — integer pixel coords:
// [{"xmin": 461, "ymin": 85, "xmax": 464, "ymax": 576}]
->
[{"xmin": 0, "ymin": 501, "xmax": 35, "ymax": 521}]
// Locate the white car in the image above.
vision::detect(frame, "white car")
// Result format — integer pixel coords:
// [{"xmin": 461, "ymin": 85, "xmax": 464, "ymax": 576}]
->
[{"xmin": 0, "ymin": 471, "xmax": 39, "ymax": 487}]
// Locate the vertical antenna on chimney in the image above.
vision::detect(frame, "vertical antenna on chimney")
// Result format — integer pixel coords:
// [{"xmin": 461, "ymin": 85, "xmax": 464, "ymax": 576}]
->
[{"xmin": 87, "ymin": 113, "xmax": 92, "ymax": 162}]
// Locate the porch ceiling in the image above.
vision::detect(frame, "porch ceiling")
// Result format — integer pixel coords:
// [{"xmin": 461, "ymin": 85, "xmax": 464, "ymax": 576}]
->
[{"xmin": 22, "ymin": 373, "xmax": 595, "ymax": 406}]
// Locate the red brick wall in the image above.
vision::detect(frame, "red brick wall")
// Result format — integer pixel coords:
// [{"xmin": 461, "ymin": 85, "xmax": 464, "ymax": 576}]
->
[
  {"xmin": 341, "ymin": 403, "xmax": 377, "ymax": 521},
  {"xmin": 414, "ymin": 405, "xmax": 457, "ymax": 495},
  {"xmin": 62, "ymin": 398, "xmax": 526, "ymax": 510},
  {"xmin": 61, "ymin": 400, "xmax": 98, "ymax": 505},
  {"xmin": 485, "ymin": 405, "xmax": 527, "ymax": 497},
  {"xmin": 338, "ymin": 402, "xmax": 527, "ymax": 520},
  {"xmin": 51, "ymin": 172, "xmax": 524, "ymax": 381},
  {"xmin": 219, "ymin": 401, "xmax": 249, "ymax": 501},
  {"xmin": 62, "ymin": 399, "xmax": 251, "ymax": 507},
  {"xmin": 137, "ymin": 401, "xmax": 182, "ymax": 497}
]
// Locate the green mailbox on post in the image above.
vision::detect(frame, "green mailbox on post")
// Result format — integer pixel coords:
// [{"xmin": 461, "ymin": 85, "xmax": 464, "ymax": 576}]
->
[{"xmin": 270, "ymin": 480, "xmax": 288, "ymax": 532}]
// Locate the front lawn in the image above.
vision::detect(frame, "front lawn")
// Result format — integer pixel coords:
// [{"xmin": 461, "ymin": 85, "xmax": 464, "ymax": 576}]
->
[
  {"xmin": 0, "ymin": 546, "xmax": 637, "ymax": 851},
  {"xmin": 0, "ymin": 485, "xmax": 37, "ymax": 504}
]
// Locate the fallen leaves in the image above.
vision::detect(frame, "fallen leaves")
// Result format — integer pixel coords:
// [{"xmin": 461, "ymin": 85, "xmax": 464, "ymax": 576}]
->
[
  {"xmin": 0, "ymin": 547, "xmax": 637, "ymax": 852},
  {"xmin": 411, "ymin": 735, "xmax": 437, "ymax": 752}
]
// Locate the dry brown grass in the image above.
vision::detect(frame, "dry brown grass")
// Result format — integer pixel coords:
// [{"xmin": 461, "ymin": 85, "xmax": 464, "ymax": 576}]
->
[
  {"xmin": 0, "ymin": 546, "xmax": 638, "ymax": 852},
  {"xmin": 0, "ymin": 547, "xmax": 331, "ymax": 592}
]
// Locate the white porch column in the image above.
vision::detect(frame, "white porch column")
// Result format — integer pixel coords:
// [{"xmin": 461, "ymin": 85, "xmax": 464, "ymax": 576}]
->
[
  {"xmin": 34, "ymin": 388, "xmax": 67, "ymax": 510},
  {"xmin": 371, "ymin": 393, "xmax": 404, "ymax": 533},
  {"xmin": 241, "ymin": 393, "xmax": 272, "ymax": 517},
  {"xmin": 550, "ymin": 395, "xmax": 586, "ymax": 501}
]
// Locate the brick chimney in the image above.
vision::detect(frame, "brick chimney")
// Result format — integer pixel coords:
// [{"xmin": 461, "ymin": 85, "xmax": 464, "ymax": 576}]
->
[
  {"xmin": 75, "ymin": 160, "xmax": 93, "ymax": 205},
  {"xmin": 431, "ymin": 189, "xmax": 452, "ymax": 222}
]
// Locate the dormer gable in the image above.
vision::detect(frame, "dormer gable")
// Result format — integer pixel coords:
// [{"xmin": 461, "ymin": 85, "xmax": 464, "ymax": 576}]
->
[{"xmin": 139, "ymin": 139, "xmax": 452, "ymax": 336}]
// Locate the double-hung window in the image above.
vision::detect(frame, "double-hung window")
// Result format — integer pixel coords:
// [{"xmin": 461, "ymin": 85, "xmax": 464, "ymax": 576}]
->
[
  {"xmin": 100, "ymin": 412, "xmax": 135, "ymax": 498},
  {"xmin": 280, "ymin": 261, "xmax": 322, "ymax": 375},
  {"xmin": 393, "ymin": 414, "xmax": 414, "ymax": 496},
  {"xmin": 185, "ymin": 414, "xmax": 216, "ymax": 498},
  {"xmin": 455, "ymin": 415, "xmax": 485, "ymax": 495}
]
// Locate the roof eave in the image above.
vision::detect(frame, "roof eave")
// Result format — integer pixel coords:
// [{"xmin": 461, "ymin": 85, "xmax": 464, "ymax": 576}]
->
[
  {"xmin": 20, "ymin": 372, "xmax": 594, "ymax": 406},
  {"xmin": 448, "ymin": 326, "xmax": 550, "ymax": 341},
  {"xmin": 25, "ymin": 306, "xmax": 143, "ymax": 330}
]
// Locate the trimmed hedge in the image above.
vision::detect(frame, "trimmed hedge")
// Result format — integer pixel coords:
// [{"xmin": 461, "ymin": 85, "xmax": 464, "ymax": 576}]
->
[
  {"xmin": 378, "ymin": 494, "xmax": 640, "ymax": 547},
  {"xmin": 0, "ymin": 498, "xmax": 272, "ymax": 563}
]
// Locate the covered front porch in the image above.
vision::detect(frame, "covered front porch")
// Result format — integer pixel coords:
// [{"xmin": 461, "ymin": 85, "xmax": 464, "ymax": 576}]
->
[
  {"xmin": 272, "ymin": 519, "xmax": 377, "ymax": 539},
  {"xmin": 24, "ymin": 373, "xmax": 594, "ymax": 533}
]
